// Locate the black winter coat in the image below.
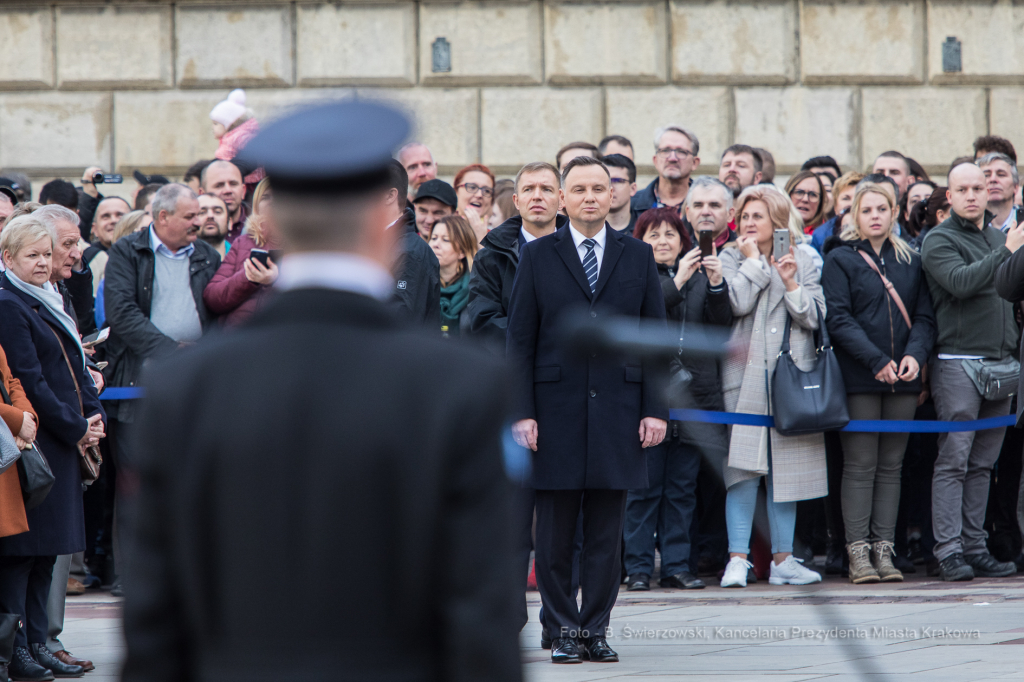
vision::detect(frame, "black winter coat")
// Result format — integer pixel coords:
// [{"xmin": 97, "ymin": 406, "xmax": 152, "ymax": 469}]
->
[
  {"xmin": 821, "ymin": 238, "xmax": 936, "ymax": 394},
  {"xmin": 389, "ymin": 207, "xmax": 441, "ymax": 329},
  {"xmin": 659, "ymin": 262, "xmax": 732, "ymax": 449},
  {"xmin": 465, "ymin": 214, "xmax": 568, "ymax": 353},
  {"xmin": 506, "ymin": 226, "xmax": 668, "ymax": 490},
  {"xmin": 103, "ymin": 229, "xmax": 220, "ymax": 422},
  {"xmin": 995, "ymin": 244, "xmax": 1024, "ymax": 425}
]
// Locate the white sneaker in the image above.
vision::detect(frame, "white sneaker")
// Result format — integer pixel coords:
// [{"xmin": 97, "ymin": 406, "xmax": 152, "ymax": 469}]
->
[
  {"xmin": 769, "ymin": 556, "xmax": 823, "ymax": 585},
  {"xmin": 721, "ymin": 556, "xmax": 753, "ymax": 588}
]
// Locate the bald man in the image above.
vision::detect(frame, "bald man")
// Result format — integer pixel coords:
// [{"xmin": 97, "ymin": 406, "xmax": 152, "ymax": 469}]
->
[
  {"xmin": 200, "ymin": 160, "xmax": 247, "ymax": 242},
  {"xmin": 921, "ymin": 162, "xmax": 1024, "ymax": 582}
]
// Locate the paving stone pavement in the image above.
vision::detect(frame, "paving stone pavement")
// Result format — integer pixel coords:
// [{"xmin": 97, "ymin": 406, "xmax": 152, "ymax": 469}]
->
[{"xmin": 62, "ymin": 574, "xmax": 1024, "ymax": 681}]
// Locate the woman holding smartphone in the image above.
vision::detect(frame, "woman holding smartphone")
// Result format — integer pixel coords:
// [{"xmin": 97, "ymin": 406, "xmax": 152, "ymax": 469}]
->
[
  {"xmin": 718, "ymin": 186, "xmax": 826, "ymax": 588},
  {"xmin": 820, "ymin": 182, "xmax": 936, "ymax": 583},
  {"xmin": 204, "ymin": 179, "xmax": 280, "ymax": 326}
]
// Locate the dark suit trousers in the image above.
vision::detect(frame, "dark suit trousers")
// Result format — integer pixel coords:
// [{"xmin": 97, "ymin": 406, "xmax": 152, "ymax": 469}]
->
[
  {"xmin": 0, "ymin": 555, "xmax": 56, "ymax": 648},
  {"xmin": 516, "ymin": 487, "xmax": 582, "ymax": 631},
  {"xmin": 535, "ymin": 489, "xmax": 625, "ymax": 639}
]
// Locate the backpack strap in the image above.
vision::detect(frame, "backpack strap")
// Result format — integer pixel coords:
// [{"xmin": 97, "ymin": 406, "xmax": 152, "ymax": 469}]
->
[{"xmin": 857, "ymin": 250, "xmax": 912, "ymax": 330}]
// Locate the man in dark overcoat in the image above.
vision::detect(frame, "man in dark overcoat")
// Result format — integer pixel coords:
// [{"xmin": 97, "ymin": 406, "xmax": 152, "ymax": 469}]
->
[
  {"xmin": 507, "ymin": 155, "xmax": 668, "ymax": 664},
  {"xmin": 121, "ymin": 101, "xmax": 522, "ymax": 682}
]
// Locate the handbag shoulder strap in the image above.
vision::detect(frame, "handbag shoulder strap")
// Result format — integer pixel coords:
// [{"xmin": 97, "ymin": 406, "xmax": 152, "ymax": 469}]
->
[
  {"xmin": 779, "ymin": 294, "xmax": 827, "ymax": 354},
  {"xmin": 857, "ymin": 249, "xmax": 913, "ymax": 329},
  {"xmin": 39, "ymin": 318, "xmax": 85, "ymax": 417}
]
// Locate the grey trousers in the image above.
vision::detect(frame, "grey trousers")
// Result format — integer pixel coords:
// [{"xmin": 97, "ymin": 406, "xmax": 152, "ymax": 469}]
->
[
  {"xmin": 46, "ymin": 554, "xmax": 71, "ymax": 652},
  {"xmin": 930, "ymin": 359, "xmax": 1012, "ymax": 561},
  {"xmin": 840, "ymin": 392, "xmax": 918, "ymax": 544}
]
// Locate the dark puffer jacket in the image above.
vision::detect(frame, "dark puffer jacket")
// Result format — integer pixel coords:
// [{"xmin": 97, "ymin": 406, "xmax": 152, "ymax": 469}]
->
[{"xmin": 821, "ymin": 237, "xmax": 936, "ymax": 394}]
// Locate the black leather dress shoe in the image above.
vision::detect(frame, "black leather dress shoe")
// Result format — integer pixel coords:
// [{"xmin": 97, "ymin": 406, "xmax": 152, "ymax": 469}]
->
[
  {"xmin": 550, "ymin": 637, "xmax": 582, "ymax": 664},
  {"xmin": 581, "ymin": 636, "xmax": 619, "ymax": 662},
  {"xmin": 8, "ymin": 647, "xmax": 53, "ymax": 681},
  {"xmin": 660, "ymin": 571, "xmax": 706, "ymax": 589},
  {"xmin": 540, "ymin": 631, "xmax": 551, "ymax": 650},
  {"xmin": 30, "ymin": 645, "xmax": 82, "ymax": 679},
  {"xmin": 625, "ymin": 573, "xmax": 650, "ymax": 591}
]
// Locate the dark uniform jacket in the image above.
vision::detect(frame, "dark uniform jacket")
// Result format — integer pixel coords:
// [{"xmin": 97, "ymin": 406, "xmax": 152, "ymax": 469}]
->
[
  {"xmin": 995, "ymin": 242, "xmax": 1024, "ymax": 425},
  {"xmin": 821, "ymin": 238, "xmax": 936, "ymax": 394},
  {"xmin": 103, "ymin": 228, "xmax": 220, "ymax": 422},
  {"xmin": 390, "ymin": 207, "xmax": 441, "ymax": 328},
  {"xmin": 466, "ymin": 214, "xmax": 568, "ymax": 353},
  {"xmin": 122, "ymin": 288, "xmax": 521, "ymax": 682},
  {"xmin": 506, "ymin": 225, "xmax": 668, "ymax": 490}
]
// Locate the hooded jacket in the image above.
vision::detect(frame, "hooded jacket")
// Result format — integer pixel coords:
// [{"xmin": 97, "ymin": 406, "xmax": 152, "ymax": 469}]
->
[
  {"xmin": 466, "ymin": 213, "xmax": 568, "ymax": 353},
  {"xmin": 389, "ymin": 206, "xmax": 440, "ymax": 329},
  {"xmin": 821, "ymin": 237, "xmax": 936, "ymax": 394},
  {"xmin": 921, "ymin": 210, "xmax": 1017, "ymax": 360}
]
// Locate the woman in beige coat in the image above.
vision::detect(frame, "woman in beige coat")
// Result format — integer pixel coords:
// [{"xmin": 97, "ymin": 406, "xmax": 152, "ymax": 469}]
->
[{"xmin": 719, "ymin": 186, "xmax": 828, "ymax": 588}]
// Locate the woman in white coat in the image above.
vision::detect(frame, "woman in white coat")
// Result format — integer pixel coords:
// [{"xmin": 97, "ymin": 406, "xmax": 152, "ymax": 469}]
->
[{"xmin": 718, "ymin": 186, "xmax": 828, "ymax": 587}]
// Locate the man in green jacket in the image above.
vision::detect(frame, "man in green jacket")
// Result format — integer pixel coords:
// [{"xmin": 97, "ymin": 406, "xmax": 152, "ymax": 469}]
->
[{"xmin": 922, "ymin": 162, "xmax": 1024, "ymax": 582}]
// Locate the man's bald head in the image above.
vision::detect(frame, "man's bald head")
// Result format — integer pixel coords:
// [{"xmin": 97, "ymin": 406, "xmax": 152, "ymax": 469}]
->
[
  {"xmin": 200, "ymin": 159, "xmax": 245, "ymax": 218},
  {"xmin": 947, "ymin": 162, "xmax": 988, "ymax": 227}
]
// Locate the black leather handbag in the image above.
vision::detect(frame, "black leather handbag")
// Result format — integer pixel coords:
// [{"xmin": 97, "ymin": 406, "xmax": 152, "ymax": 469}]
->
[{"xmin": 771, "ymin": 302, "xmax": 850, "ymax": 436}]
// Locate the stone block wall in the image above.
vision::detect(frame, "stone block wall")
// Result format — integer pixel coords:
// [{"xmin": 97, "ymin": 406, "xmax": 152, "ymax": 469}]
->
[{"xmin": 1, "ymin": 0, "xmax": 1022, "ymax": 193}]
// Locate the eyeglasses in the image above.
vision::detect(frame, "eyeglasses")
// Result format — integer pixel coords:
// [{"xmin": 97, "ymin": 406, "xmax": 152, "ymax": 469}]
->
[
  {"xmin": 656, "ymin": 148, "xmax": 695, "ymax": 159},
  {"xmin": 791, "ymin": 189, "xmax": 820, "ymax": 201},
  {"xmin": 457, "ymin": 182, "xmax": 493, "ymax": 198},
  {"xmin": 610, "ymin": 178, "xmax": 630, "ymax": 185}
]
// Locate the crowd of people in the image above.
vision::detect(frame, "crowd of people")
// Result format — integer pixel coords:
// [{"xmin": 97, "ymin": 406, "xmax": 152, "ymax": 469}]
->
[{"xmin": 1, "ymin": 82, "xmax": 1024, "ymax": 674}]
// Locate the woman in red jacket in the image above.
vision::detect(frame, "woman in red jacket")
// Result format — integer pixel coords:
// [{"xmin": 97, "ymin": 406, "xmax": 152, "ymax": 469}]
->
[{"xmin": 203, "ymin": 179, "xmax": 280, "ymax": 326}]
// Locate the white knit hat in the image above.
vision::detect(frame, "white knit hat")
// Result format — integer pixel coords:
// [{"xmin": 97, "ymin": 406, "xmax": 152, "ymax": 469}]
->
[{"xmin": 210, "ymin": 89, "xmax": 248, "ymax": 127}]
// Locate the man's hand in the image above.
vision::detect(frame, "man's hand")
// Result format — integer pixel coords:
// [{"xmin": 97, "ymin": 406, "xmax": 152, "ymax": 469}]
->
[
  {"xmin": 81, "ymin": 166, "xmax": 103, "ymax": 198},
  {"xmin": 19, "ymin": 411, "xmax": 36, "ymax": 442},
  {"xmin": 512, "ymin": 419, "xmax": 538, "ymax": 451},
  {"xmin": 1006, "ymin": 221, "xmax": 1024, "ymax": 254},
  {"xmin": 639, "ymin": 417, "xmax": 667, "ymax": 448}
]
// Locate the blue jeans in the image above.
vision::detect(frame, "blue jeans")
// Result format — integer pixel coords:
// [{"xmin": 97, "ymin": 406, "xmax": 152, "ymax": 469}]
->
[
  {"xmin": 726, "ymin": 462, "xmax": 797, "ymax": 555},
  {"xmin": 624, "ymin": 438, "xmax": 700, "ymax": 577}
]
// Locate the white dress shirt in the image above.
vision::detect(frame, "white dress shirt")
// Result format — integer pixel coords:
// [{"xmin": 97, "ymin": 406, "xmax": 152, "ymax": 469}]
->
[
  {"xmin": 520, "ymin": 227, "xmax": 539, "ymax": 243},
  {"xmin": 568, "ymin": 222, "xmax": 607, "ymax": 279},
  {"xmin": 275, "ymin": 252, "xmax": 394, "ymax": 301}
]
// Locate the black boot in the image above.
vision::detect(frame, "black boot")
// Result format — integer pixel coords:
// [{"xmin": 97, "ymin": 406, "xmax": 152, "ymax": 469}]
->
[
  {"xmin": 0, "ymin": 614, "xmax": 19, "ymax": 682},
  {"xmin": 8, "ymin": 647, "xmax": 52, "ymax": 681},
  {"xmin": 29, "ymin": 645, "xmax": 80, "ymax": 678}
]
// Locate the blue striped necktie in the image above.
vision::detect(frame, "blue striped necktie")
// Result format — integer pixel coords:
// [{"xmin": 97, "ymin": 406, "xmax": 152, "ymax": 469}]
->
[{"xmin": 581, "ymin": 238, "xmax": 598, "ymax": 292}]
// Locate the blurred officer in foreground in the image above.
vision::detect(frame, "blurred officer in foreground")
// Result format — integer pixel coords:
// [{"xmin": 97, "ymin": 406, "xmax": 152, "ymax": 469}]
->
[{"xmin": 121, "ymin": 100, "xmax": 522, "ymax": 682}]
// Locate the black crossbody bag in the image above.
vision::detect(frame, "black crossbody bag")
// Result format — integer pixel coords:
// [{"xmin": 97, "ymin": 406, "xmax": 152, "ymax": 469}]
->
[
  {"xmin": 0, "ymin": 380, "xmax": 54, "ymax": 510},
  {"xmin": 771, "ymin": 301, "xmax": 850, "ymax": 435}
]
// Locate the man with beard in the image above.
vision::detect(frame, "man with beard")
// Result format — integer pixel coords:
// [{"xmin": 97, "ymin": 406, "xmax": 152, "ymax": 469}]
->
[
  {"xmin": 200, "ymin": 160, "xmax": 247, "ymax": 242},
  {"xmin": 197, "ymin": 194, "xmax": 231, "ymax": 258},
  {"xmin": 632, "ymin": 126, "xmax": 700, "ymax": 215},
  {"xmin": 718, "ymin": 144, "xmax": 763, "ymax": 198}
]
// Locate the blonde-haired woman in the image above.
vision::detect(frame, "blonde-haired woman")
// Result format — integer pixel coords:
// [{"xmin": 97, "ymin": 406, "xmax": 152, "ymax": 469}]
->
[
  {"xmin": 203, "ymin": 179, "xmax": 279, "ymax": 326},
  {"xmin": 429, "ymin": 214, "xmax": 478, "ymax": 336},
  {"xmin": 719, "ymin": 185, "xmax": 827, "ymax": 588},
  {"xmin": 820, "ymin": 182, "xmax": 936, "ymax": 583}
]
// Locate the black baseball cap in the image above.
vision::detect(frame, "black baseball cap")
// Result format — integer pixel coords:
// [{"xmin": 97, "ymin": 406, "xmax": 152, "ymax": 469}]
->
[
  {"xmin": 0, "ymin": 177, "xmax": 19, "ymax": 205},
  {"xmin": 413, "ymin": 179, "xmax": 457, "ymax": 208}
]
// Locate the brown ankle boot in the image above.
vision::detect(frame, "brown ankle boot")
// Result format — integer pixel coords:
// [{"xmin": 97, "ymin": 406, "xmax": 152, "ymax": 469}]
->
[
  {"xmin": 847, "ymin": 541, "xmax": 880, "ymax": 584},
  {"xmin": 872, "ymin": 540, "xmax": 904, "ymax": 582}
]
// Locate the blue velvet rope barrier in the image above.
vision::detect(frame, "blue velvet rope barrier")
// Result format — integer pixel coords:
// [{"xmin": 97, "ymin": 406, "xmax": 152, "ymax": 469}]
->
[
  {"xmin": 669, "ymin": 408, "xmax": 1017, "ymax": 433},
  {"xmin": 99, "ymin": 387, "xmax": 145, "ymax": 401}
]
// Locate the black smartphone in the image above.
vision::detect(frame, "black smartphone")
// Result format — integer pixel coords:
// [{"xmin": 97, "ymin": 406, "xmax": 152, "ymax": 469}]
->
[
  {"xmin": 250, "ymin": 249, "xmax": 270, "ymax": 268},
  {"xmin": 91, "ymin": 172, "xmax": 123, "ymax": 184},
  {"xmin": 698, "ymin": 230, "xmax": 714, "ymax": 259}
]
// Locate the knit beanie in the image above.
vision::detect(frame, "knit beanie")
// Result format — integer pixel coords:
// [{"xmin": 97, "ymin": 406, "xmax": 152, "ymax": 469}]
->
[{"xmin": 210, "ymin": 89, "xmax": 248, "ymax": 127}]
